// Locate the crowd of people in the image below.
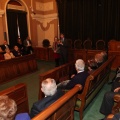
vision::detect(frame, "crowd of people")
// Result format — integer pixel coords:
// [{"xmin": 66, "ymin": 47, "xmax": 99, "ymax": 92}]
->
[{"xmin": 1, "ymin": 36, "xmax": 33, "ymax": 60}]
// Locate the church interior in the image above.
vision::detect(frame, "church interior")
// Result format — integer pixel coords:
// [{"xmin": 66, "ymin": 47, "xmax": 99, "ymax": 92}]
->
[{"xmin": 0, "ymin": 0, "xmax": 120, "ymax": 120}]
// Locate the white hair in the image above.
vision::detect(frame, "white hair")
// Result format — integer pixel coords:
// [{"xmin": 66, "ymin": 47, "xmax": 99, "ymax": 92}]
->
[
  {"xmin": 0, "ymin": 95, "xmax": 17, "ymax": 120},
  {"xmin": 75, "ymin": 59, "xmax": 85, "ymax": 71},
  {"xmin": 41, "ymin": 78, "xmax": 57, "ymax": 96}
]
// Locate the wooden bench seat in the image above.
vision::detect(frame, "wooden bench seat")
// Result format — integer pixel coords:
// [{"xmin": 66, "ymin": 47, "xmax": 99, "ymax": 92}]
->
[
  {"xmin": 38, "ymin": 55, "xmax": 115, "ymax": 119},
  {"xmin": 39, "ymin": 60, "xmax": 75, "ymax": 99},
  {"xmin": 0, "ymin": 54, "xmax": 38, "ymax": 85},
  {"xmin": 32, "ymin": 84, "xmax": 82, "ymax": 120},
  {"xmin": 75, "ymin": 56, "xmax": 115, "ymax": 119},
  {"xmin": 0, "ymin": 83, "xmax": 81, "ymax": 120},
  {"xmin": 0, "ymin": 83, "xmax": 29, "ymax": 114}
]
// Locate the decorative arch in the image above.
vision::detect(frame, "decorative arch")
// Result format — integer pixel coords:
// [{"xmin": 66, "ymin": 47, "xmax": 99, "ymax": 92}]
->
[{"xmin": 4, "ymin": 0, "xmax": 31, "ymax": 43}]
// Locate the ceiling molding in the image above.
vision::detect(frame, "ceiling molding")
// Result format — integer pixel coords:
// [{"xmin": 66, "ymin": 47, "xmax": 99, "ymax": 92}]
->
[{"xmin": 31, "ymin": 13, "xmax": 58, "ymax": 28}]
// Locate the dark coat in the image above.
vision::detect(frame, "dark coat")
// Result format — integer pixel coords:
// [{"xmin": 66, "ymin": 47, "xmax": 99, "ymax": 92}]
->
[
  {"xmin": 30, "ymin": 89, "xmax": 64, "ymax": 118},
  {"xmin": 65, "ymin": 71, "xmax": 89, "ymax": 90},
  {"xmin": 1, "ymin": 44, "xmax": 10, "ymax": 51},
  {"xmin": 12, "ymin": 50, "xmax": 22, "ymax": 57}
]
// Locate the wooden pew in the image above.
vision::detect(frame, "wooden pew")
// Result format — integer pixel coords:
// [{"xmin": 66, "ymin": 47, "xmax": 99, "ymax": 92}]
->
[
  {"xmin": 75, "ymin": 56, "xmax": 115, "ymax": 120},
  {"xmin": 0, "ymin": 83, "xmax": 82, "ymax": 120},
  {"xmin": 39, "ymin": 60, "xmax": 75, "ymax": 99},
  {"xmin": 32, "ymin": 84, "xmax": 82, "ymax": 120},
  {"xmin": 0, "ymin": 54, "xmax": 37, "ymax": 85},
  {"xmin": 0, "ymin": 83, "xmax": 29, "ymax": 114},
  {"xmin": 38, "ymin": 56, "xmax": 115, "ymax": 119}
]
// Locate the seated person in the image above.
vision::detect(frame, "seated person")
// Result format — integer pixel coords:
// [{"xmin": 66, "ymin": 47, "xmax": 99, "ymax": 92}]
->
[
  {"xmin": 15, "ymin": 113, "xmax": 30, "ymax": 120},
  {"xmin": 57, "ymin": 59, "xmax": 89, "ymax": 91},
  {"xmin": 95, "ymin": 53, "xmax": 104, "ymax": 67},
  {"xmin": 87, "ymin": 53, "xmax": 104, "ymax": 72},
  {"xmin": 0, "ymin": 95, "xmax": 30, "ymax": 120},
  {"xmin": 1, "ymin": 40, "xmax": 11, "ymax": 51},
  {"xmin": 12, "ymin": 45, "xmax": 22, "ymax": 57},
  {"xmin": 100, "ymin": 51, "xmax": 108, "ymax": 62},
  {"xmin": 87, "ymin": 60, "xmax": 98, "ymax": 74},
  {"xmin": 30, "ymin": 78, "xmax": 64, "ymax": 118},
  {"xmin": 23, "ymin": 36, "xmax": 33, "ymax": 55},
  {"xmin": 105, "ymin": 112, "xmax": 120, "ymax": 120},
  {"xmin": 17, "ymin": 38, "xmax": 25, "ymax": 55},
  {"xmin": 4, "ymin": 48, "xmax": 15, "ymax": 60},
  {"xmin": 0, "ymin": 95, "xmax": 17, "ymax": 120},
  {"xmin": 99, "ymin": 67, "xmax": 120, "ymax": 119}
]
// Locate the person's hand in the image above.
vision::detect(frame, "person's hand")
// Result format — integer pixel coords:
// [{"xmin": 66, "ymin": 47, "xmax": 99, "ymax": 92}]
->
[
  {"xmin": 114, "ymin": 87, "xmax": 120, "ymax": 92},
  {"xmin": 88, "ymin": 66, "xmax": 92, "ymax": 71},
  {"xmin": 71, "ymin": 74, "xmax": 75, "ymax": 78}
]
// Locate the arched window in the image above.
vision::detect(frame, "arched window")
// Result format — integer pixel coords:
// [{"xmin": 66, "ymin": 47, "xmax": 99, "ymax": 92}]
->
[{"xmin": 6, "ymin": 0, "xmax": 28, "ymax": 47}]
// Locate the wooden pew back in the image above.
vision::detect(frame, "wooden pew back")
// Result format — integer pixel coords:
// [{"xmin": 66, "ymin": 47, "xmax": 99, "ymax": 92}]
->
[
  {"xmin": 75, "ymin": 56, "xmax": 115, "ymax": 119},
  {"xmin": 86, "ymin": 56, "xmax": 114, "ymax": 97},
  {"xmin": 32, "ymin": 85, "xmax": 82, "ymax": 120},
  {"xmin": 38, "ymin": 55, "xmax": 115, "ymax": 120},
  {"xmin": 0, "ymin": 54, "xmax": 37, "ymax": 85},
  {"xmin": 0, "ymin": 83, "xmax": 29, "ymax": 114},
  {"xmin": 39, "ymin": 60, "xmax": 75, "ymax": 99}
]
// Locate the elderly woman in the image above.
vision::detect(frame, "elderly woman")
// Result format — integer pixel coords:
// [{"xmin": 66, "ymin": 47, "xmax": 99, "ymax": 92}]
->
[
  {"xmin": 0, "ymin": 95, "xmax": 17, "ymax": 120},
  {"xmin": 4, "ymin": 48, "xmax": 15, "ymax": 60},
  {"xmin": 0, "ymin": 95, "xmax": 30, "ymax": 120}
]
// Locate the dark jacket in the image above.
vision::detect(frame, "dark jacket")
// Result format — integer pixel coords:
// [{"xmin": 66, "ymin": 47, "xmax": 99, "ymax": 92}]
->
[
  {"xmin": 30, "ymin": 89, "xmax": 64, "ymax": 118},
  {"xmin": 1, "ymin": 44, "xmax": 10, "ymax": 51},
  {"xmin": 12, "ymin": 50, "xmax": 22, "ymax": 57},
  {"xmin": 65, "ymin": 71, "xmax": 89, "ymax": 90}
]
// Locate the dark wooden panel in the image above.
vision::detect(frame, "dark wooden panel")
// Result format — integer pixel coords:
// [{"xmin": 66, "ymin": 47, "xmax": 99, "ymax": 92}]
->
[
  {"xmin": 0, "ymin": 54, "xmax": 37, "ymax": 85},
  {"xmin": 0, "ymin": 83, "xmax": 29, "ymax": 114}
]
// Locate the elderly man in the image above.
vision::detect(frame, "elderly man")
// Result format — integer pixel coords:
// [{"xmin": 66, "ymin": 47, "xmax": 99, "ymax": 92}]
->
[
  {"xmin": 30, "ymin": 78, "xmax": 64, "ymax": 118},
  {"xmin": 58, "ymin": 59, "xmax": 89, "ymax": 90},
  {"xmin": 65, "ymin": 59, "xmax": 89, "ymax": 90}
]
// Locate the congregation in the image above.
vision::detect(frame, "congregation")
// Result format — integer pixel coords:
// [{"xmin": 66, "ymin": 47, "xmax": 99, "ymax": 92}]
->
[
  {"xmin": 0, "ymin": 44, "xmax": 111, "ymax": 120},
  {"xmin": 0, "ymin": 36, "xmax": 33, "ymax": 60},
  {"xmin": 0, "ymin": 0, "xmax": 120, "ymax": 119}
]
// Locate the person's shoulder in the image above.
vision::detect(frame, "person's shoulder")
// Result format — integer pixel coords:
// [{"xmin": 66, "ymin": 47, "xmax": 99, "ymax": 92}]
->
[
  {"xmin": 15, "ymin": 113, "xmax": 30, "ymax": 120},
  {"xmin": 53, "ymin": 88, "xmax": 64, "ymax": 99}
]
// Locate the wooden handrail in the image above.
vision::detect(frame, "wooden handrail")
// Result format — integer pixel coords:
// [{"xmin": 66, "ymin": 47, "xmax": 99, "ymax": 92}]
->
[{"xmin": 32, "ymin": 84, "xmax": 82, "ymax": 120}]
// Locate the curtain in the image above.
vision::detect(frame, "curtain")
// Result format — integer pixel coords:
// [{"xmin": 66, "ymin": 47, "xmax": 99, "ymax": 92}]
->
[
  {"xmin": 7, "ymin": 10, "xmax": 28, "ymax": 47},
  {"xmin": 56, "ymin": 0, "xmax": 120, "ymax": 48},
  {"xmin": 18, "ymin": 12, "xmax": 28, "ymax": 42},
  {"xmin": 7, "ymin": 10, "xmax": 18, "ymax": 48}
]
